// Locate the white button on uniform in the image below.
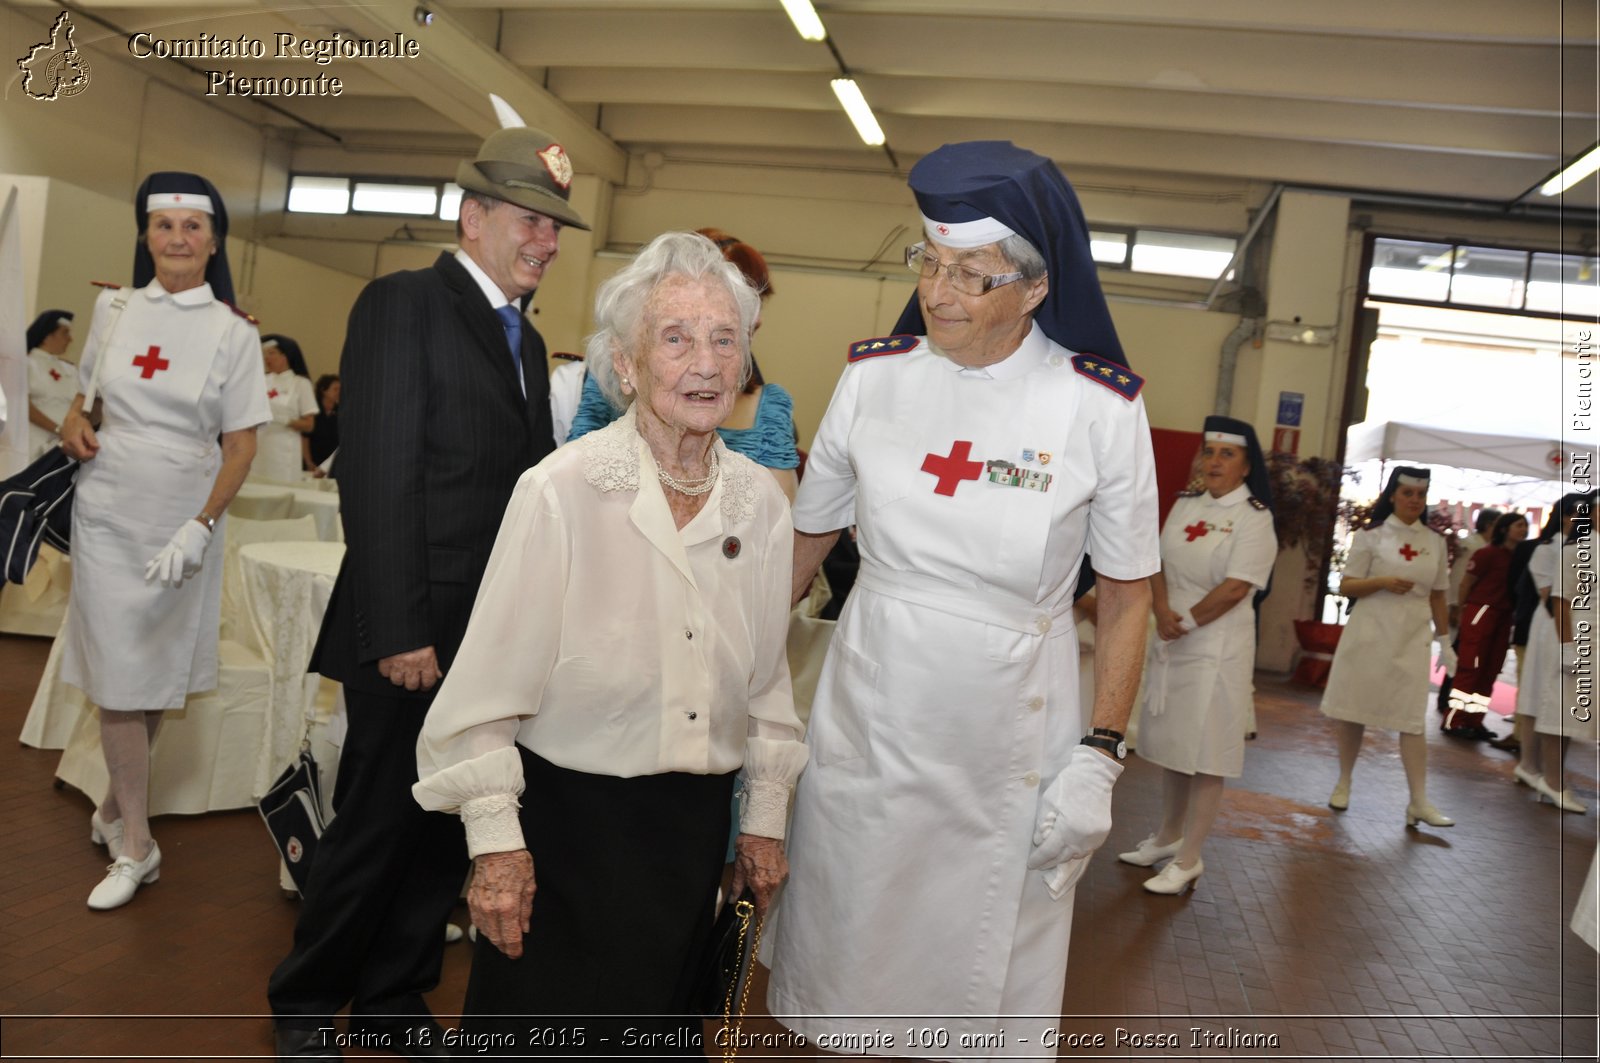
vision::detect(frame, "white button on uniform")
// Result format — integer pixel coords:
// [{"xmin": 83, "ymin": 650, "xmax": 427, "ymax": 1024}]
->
[
  {"xmin": 1023, "ymin": 771, "xmax": 1040, "ymax": 788},
  {"xmin": 1027, "ymin": 696, "xmax": 1044, "ymax": 712},
  {"xmin": 1048, "ymin": 354, "xmax": 1064, "ymax": 368},
  {"xmin": 1035, "ymin": 616, "xmax": 1052, "ymax": 634}
]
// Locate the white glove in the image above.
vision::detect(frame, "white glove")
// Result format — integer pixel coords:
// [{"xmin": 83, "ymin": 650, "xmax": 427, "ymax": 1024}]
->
[
  {"xmin": 144, "ymin": 519, "xmax": 212, "ymax": 588},
  {"xmin": 1563, "ymin": 641, "xmax": 1581, "ymax": 674},
  {"xmin": 1435, "ymin": 639, "xmax": 1458, "ymax": 675},
  {"xmin": 1176, "ymin": 609, "xmax": 1197, "ymax": 634},
  {"xmin": 1028, "ymin": 744, "xmax": 1123, "ymax": 897}
]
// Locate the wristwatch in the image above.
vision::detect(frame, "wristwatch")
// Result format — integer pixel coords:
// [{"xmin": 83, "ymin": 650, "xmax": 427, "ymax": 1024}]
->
[
  {"xmin": 1080, "ymin": 727, "xmax": 1127, "ymax": 760},
  {"xmin": 194, "ymin": 511, "xmax": 218, "ymax": 532}
]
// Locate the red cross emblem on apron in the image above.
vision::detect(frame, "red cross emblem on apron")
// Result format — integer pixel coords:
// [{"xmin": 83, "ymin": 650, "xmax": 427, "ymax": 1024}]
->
[
  {"xmin": 132, "ymin": 345, "xmax": 170, "ymax": 379},
  {"xmin": 1184, "ymin": 521, "xmax": 1209, "ymax": 541}
]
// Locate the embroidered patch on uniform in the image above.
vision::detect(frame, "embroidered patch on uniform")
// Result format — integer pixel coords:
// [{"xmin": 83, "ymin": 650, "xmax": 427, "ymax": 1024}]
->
[
  {"xmin": 1021, "ymin": 448, "xmax": 1036, "ymax": 463},
  {"xmin": 985, "ymin": 460, "xmax": 1052, "ymax": 492},
  {"xmin": 1184, "ymin": 521, "xmax": 1209, "ymax": 541},
  {"xmin": 847, "ymin": 334, "xmax": 920, "ymax": 362},
  {"xmin": 1071, "ymin": 353, "xmax": 1144, "ymax": 399}
]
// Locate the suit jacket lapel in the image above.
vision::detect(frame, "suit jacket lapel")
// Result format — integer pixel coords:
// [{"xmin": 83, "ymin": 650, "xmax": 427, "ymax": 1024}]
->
[{"xmin": 434, "ymin": 253, "xmax": 529, "ymax": 418}]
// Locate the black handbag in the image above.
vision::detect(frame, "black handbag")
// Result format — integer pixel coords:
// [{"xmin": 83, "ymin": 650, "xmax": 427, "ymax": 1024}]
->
[
  {"xmin": 694, "ymin": 888, "xmax": 761, "ymax": 1024},
  {"xmin": 257, "ymin": 747, "xmax": 328, "ymax": 896},
  {"xmin": 0, "ymin": 446, "xmax": 76, "ymax": 584}
]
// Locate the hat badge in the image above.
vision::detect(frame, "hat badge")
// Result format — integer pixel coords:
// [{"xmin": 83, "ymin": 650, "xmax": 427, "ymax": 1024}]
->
[
  {"xmin": 936, "ymin": 223, "xmax": 950, "ymax": 235},
  {"xmin": 538, "ymin": 143, "xmax": 573, "ymax": 189}
]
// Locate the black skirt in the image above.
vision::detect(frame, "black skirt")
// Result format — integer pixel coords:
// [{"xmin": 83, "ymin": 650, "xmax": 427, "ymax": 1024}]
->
[{"xmin": 458, "ymin": 746, "xmax": 735, "ymax": 1057}]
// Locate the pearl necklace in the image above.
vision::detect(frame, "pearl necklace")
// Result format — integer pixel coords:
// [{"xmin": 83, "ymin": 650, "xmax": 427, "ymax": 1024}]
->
[{"xmin": 657, "ymin": 448, "xmax": 720, "ymax": 496}]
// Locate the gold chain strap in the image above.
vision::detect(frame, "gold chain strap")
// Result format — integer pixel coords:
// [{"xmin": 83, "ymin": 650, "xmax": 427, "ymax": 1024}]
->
[{"xmin": 720, "ymin": 898, "xmax": 763, "ymax": 1062}]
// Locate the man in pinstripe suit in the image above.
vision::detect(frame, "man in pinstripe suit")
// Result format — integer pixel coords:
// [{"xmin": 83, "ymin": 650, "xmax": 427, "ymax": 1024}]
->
[{"xmin": 269, "ymin": 128, "xmax": 590, "ymax": 1060}]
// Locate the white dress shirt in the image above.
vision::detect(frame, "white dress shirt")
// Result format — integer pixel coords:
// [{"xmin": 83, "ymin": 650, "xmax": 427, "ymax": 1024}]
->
[{"xmin": 414, "ymin": 406, "xmax": 808, "ymax": 857}]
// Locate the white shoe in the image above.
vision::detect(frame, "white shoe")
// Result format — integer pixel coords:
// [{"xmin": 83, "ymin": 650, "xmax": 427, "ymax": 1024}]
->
[
  {"xmin": 1513, "ymin": 764, "xmax": 1541, "ymax": 788},
  {"xmin": 1533, "ymin": 776, "xmax": 1590, "ymax": 813},
  {"xmin": 1328, "ymin": 780, "xmax": 1351, "ymax": 811},
  {"xmin": 1405, "ymin": 802, "xmax": 1455, "ymax": 828},
  {"xmin": 90, "ymin": 809, "xmax": 124, "ymax": 860},
  {"xmin": 444, "ymin": 922, "xmax": 464, "ymax": 943},
  {"xmin": 87, "ymin": 842, "xmax": 161, "ymax": 910},
  {"xmin": 1117, "ymin": 835, "xmax": 1184, "ymax": 867},
  {"xmin": 1143, "ymin": 857, "xmax": 1204, "ymax": 895}
]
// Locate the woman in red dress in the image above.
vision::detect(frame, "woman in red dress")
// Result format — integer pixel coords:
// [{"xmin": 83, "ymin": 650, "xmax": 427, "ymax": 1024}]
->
[{"xmin": 1442, "ymin": 512, "xmax": 1529, "ymax": 738}]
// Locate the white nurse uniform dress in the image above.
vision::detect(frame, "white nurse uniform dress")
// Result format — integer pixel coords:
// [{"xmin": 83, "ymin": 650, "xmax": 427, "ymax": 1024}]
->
[
  {"xmin": 1320, "ymin": 516, "xmax": 1449, "ymax": 733},
  {"xmin": 60, "ymin": 281, "xmax": 268, "ymax": 710},
  {"xmin": 1138, "ymin": 486, "xmax": 1277, "ymax": 778}
]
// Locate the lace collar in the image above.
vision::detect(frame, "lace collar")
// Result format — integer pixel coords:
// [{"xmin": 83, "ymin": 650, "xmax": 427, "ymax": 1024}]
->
[{"xmin": 580, "ymin": 403, "xmax": 758, "ymax": 524}]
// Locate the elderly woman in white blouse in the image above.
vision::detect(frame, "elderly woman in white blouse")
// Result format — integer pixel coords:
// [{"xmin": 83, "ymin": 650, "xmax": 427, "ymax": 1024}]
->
[{"xmin": 414, "ymin": 231, "xmax": 806, "ymax": 1051}]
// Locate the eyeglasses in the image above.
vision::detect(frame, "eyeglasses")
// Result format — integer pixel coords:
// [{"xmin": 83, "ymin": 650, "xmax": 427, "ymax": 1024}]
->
[{"xmin": 904, "ymin": 243, "xmax": 1024, "ymax": 296}]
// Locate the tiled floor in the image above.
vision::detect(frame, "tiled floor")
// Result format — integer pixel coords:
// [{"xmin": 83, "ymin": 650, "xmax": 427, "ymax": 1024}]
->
[{"xmin": 1, "ymin": 631, "xmax": 1596, "ymax": 1061}]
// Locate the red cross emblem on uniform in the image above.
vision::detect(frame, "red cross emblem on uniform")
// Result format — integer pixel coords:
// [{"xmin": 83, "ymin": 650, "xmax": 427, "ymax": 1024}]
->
[
  {"xmin": 268, "ymin": 389, "xmax": 279, "ymax": 399},
  {"xmin": 1399, "ymin": 543, "xmax": 1418, "ymax": 561},
  {"xmin": 131, "ymin": 346, "xmax": 170, "ymax": 379},
  {"xmin": 921, "ymin": 440, "xmax": 982, "ymax": 496},
  {"xmin": 48, "ymin": 369, "xmax": 60, "ymax": 381},
  {"xmin": 1184, "ymin": 521, "xmax": 1209, "ymax": 541}
]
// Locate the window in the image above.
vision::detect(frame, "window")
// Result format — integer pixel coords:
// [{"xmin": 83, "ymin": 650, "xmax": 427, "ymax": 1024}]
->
[
  {"xmin": 286, "ymin": 174, "xmax": 463, "ymax": 221},
  {"xmin": 1089, "ymin": 229, "xmax": 1129, "ymax": 267},
  {"xmin": 286, "ymin": 175, "xmax": 350, "ymax": 215},
  {"xmin": 1367, "ymin": 236, "xmax": 1593, "ymax": 319},
  {"xmin": 350, "ymin": 182, "xmax": 437, "ymax": 216},
  {"xmin": 1130, "ymin": 229, "xmax": 1237, "ymax": 279}
]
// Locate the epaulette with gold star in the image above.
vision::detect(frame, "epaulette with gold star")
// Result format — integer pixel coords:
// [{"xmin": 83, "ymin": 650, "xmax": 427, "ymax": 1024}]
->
[
  {"xmin": 222, "ymin": 300, "xmax": 259, "ymax": 325},
  {"xmin": 847, "ymin": 334, "xmax": 919, "ymax": 362},
  {"xmin": 552, "ymin": 351, "xmax": 583, "ymax": 362},
  {"xmin": 90, "ymin": 280, "xmax": 122, "ymax": 289},
  {"xmin": 1248, "ymin": 496, "xmax": 1269, "ymax": 510},
  {"xmin": 1071, "ymin": 353, "xmax": 1144, "ymax": 399}
]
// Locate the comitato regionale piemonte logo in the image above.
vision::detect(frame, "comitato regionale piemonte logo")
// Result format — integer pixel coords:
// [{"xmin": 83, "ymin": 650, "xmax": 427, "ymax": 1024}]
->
[{"xmin": 17, "ymin": 11, "xmax": 92, "ymax": 101}]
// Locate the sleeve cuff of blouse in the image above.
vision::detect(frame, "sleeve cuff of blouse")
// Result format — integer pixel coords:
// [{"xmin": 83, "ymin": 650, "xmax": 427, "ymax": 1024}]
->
[
  {"xmin": 460, "ymin": 794, "xmax": 526, "ymax": 858},
  {"xmin": 738, "ymin": 779, "xmax": 792, "ymax": 840}
]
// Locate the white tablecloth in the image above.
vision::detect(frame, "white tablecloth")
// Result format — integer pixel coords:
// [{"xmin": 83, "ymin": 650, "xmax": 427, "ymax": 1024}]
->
[
  {"xmin": 239, "ymin": 540, "xmax": 345, "ymax": 796},
  {"xmin": 231, "ymin": 482, "xmax": 342, "ymax": 542}
]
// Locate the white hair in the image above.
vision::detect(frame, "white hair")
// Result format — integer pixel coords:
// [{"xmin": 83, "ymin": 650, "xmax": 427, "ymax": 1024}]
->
[{"xmin": 585, "ymin": 232, "xmax": 761, "ymax": 411}]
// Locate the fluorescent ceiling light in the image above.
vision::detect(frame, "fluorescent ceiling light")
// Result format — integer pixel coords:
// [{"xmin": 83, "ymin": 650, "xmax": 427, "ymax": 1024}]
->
[
  {"xmin": 831, "ymin": 78, "xmax": 884, "ymax": 146},
  {"xmin": 779, "ymin": 0, "xmax": 826, "ymax": 41},
  {"xmin": 1540, "ymin": 144, "xmax": 1600, "ymax": 196}
]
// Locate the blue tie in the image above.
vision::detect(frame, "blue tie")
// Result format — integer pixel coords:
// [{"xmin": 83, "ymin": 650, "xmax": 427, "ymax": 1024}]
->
[{"xmin": 495, "ymin": 304, "xmax": 526, "ymax": 396}]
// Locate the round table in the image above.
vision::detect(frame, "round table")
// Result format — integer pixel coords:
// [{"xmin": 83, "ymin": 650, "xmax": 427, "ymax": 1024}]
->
[{"xmin": 239, "ymin": 540, "xmax": 345, "ymax": 797}]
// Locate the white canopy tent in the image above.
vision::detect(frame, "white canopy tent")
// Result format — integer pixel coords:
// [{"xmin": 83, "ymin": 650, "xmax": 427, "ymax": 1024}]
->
[{"xmin": 1344, "ymin": 420, "xmax": 1579, "ymax": 481}]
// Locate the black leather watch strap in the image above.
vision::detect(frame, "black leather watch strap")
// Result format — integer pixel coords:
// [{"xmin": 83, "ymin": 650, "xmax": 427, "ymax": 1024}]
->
[{"xmin": 1081, "ymin": 734, "xmax": 1126, "ymax": 760}]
